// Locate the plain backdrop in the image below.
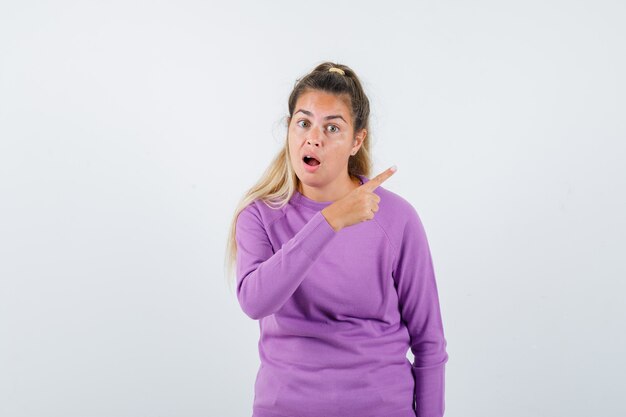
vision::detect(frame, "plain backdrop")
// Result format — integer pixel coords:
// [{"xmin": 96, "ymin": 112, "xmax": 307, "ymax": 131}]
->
[{"xmin": 1, "ymin": 1, "xmax": 624, "ymax": 416}]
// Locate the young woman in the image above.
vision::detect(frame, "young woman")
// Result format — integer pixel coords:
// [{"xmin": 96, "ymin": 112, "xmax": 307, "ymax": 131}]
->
[{"xmin": 225, "ymin": 62, "xmax": 448, "ymax": 417}]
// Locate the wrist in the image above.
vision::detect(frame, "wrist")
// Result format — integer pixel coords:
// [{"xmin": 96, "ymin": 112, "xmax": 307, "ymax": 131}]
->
[{"xmin": 321, "ymin": 207, "xmax": 341, "ymax": 232}]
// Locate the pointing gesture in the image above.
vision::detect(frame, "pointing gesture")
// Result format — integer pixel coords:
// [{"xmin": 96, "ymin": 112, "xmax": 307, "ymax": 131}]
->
[
  {"xmin": 359, "ymin": 165, "xmax": 397, "ymax": 193},
  {"xmin": 321, "ymin": 166, "xmax": 397, "ymax": 232}
]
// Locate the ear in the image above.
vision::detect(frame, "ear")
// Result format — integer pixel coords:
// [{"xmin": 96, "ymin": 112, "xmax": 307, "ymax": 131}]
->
[{"xmin": 351, "ymin": 128, "xmax": 367, "ymax": 154}]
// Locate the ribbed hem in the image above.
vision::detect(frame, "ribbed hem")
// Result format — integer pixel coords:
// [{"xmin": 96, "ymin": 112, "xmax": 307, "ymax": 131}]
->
[{"xmin": 252, "ymin": 406, "xmax": 416, "ymax": 417}]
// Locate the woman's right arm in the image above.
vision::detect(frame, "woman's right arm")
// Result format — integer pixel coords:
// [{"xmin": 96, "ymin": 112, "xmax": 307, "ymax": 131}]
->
[{"xmin": 235, "ymin": 202, "xmax": 338, "ymax": 320}]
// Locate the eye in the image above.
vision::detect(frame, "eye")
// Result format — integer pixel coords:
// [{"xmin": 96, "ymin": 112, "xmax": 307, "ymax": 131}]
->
[
  {"xmin": 296, "ymin": 120, "xmax": 309, "ymax": 128},
  {"xmin": 327, "ymin": 125, "xmax": 339, "ymax": 133}
]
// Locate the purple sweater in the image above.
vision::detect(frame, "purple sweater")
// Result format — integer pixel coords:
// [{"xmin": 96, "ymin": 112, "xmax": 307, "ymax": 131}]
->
[{"xmin": 235, "ymin": 174, "xmax": 448, "ymax": 417}]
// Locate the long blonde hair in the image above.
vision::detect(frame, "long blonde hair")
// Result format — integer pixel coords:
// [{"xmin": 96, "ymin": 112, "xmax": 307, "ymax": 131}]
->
[{"xmin": 223, "ymin": 61, "xmax": 374, "ymax": 292}]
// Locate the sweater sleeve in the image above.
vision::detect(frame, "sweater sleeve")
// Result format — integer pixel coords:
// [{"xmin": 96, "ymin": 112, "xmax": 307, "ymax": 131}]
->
[
  {"xmin": 235, "ymin": 202, "xmax": 338, "ymax": 320},
  {"xmin": 392, "ymin": 206, "xmax": 449, "ymax": 417}
]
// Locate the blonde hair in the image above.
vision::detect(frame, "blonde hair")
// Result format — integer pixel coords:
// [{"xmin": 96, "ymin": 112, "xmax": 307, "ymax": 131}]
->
[{"xmin": 223, "ymin": 61, "xmax": 374, "ymax": 292}]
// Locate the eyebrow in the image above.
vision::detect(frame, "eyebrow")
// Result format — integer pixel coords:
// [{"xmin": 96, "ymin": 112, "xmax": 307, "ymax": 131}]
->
[{"xmin": 295, "ymin": 109, "xmax": 347, "ymax": 124}]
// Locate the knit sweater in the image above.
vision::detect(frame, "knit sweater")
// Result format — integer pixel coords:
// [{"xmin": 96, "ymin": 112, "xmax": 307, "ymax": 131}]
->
[{"xmin": 235, "ymin": 174, "xmax": 448, "ymax": 417}]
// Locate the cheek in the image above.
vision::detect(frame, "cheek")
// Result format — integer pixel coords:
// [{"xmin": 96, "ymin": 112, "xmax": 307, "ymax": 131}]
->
[
  {"xmin": 288, "ymin": 135, "xmax": 305, "ymax": 156},
  {"xmin": 288, "ymin": 140, "xmax": 301, "ymax": 165}
]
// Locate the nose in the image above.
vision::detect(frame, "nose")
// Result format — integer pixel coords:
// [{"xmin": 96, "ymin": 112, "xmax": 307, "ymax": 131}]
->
[{"xmin": 306, "ymin": 126, "xmax": 324, "ymax": 146}]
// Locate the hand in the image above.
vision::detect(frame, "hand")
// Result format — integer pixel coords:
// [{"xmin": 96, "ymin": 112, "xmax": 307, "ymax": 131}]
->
[{"xmin": 321, "ymin": 166, "xmax": 397, "ymax": 232}]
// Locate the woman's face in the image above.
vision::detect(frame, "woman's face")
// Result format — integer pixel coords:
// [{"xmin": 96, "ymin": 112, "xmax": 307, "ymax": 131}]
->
[{"xmin": 288, "ymin": 89, "xmax": 366, "ymax": 195}]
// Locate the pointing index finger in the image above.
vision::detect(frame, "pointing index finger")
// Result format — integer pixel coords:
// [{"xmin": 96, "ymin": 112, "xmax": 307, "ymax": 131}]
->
[{"xmin": 361, "ymin": 165, "xmax": 397, "ymax": 191}]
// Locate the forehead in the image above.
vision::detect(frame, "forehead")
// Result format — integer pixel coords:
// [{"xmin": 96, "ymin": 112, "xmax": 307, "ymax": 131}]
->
[{"xmin": 295, "ymin": 90, "xmax": 351, "ymax": 116}]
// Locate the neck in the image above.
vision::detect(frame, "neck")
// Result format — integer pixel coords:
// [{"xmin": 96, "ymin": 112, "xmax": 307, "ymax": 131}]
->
[{"xmin": 298, "ymin": 174, "xmax": 361, "ymax": 202}]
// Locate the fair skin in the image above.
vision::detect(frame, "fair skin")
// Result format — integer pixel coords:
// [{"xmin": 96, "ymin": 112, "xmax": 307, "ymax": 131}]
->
[
  {"xmin": 287, "ymin": 89, "xmax": 397, "ymax": 231},
  {"xmin": 287, "ymin": 89, "xmax": 366, "ymax": 202}
]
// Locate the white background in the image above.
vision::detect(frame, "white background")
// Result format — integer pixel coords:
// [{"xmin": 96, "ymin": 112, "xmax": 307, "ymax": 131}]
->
[{"xmin": 1, "ymin": 1, "xmax": 624, "ymax": 416}]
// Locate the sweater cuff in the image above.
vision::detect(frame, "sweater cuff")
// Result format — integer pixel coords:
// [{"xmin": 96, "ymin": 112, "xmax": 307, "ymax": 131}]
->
[
  {"xmin": 413, "ymin": 362, "xmax": 446, "ymax": 417},
  {"xmin": 298, "ymin": 210, "xmax": 337, "ymax": 259}
]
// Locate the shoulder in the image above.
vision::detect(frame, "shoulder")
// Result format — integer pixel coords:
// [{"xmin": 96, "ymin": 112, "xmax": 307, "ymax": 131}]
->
[
  {"xmin": 372, "ymin": 186, "xmax": 435, "ymax": 278},
  {"xmin": 373, "ymin": 185, "xmax": 428, "ymax": 247},
  {"xmin": 236, "ymin": 198, "xmax": 287, "ymax": 231},
  {"xmin": 376, "ymin": 186, "xmax": 419, "ymax": 221}
]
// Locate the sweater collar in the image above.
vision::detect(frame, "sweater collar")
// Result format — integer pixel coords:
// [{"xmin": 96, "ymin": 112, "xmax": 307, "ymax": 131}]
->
[{"xmin": 292, "ymin": 174, "xmax": 369, "ymax": 210}]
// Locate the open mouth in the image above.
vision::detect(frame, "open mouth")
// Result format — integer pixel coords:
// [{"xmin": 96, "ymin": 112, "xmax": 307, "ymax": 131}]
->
[{"xmin": 303, "ymin": 155, "xmax": 321, "ymax": 166}]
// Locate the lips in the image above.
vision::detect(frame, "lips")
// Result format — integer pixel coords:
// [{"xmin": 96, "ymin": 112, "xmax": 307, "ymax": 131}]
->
[
  {"xmin": 302, "ymin": 152, "xmax": 321, "ymax": 166},
  {"xmin": 302, "ymin": 158, "xmax": 321, "ymax": 173}
]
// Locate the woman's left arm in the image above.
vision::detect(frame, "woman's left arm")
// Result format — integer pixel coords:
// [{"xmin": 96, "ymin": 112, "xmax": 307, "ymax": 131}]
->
[{"xmin": 392, "ymin": 206, "xmax": 449, "ymax": 417}]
